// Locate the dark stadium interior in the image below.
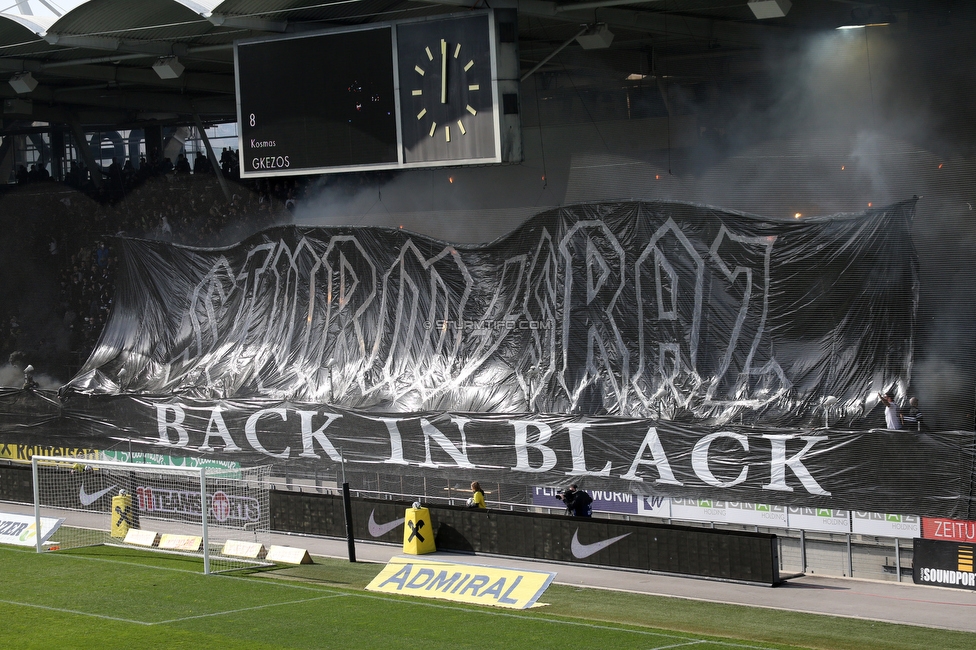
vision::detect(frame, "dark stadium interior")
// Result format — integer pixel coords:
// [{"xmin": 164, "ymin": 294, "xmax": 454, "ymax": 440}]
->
[{"xmin": 1, "ymin": 0, "xmax": 975, "ymax": 431}]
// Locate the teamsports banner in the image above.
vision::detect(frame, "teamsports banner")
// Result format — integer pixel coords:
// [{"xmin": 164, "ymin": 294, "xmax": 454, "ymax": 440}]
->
[
  {"xmin": 2, "ymin": 390, "xmax": 975, "ymax": 518},
  {"xmin": 366, "ymin": 556, "xmax": 555, "ymax": 609}
]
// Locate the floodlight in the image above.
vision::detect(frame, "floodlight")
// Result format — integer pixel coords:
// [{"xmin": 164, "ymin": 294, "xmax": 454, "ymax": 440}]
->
[
  {"xmin": 9, "ymin": 72, "xmax": 37, "ymax": 94},
  {"xmin": 748, "ymin": 0, "xmax": 791, "ymax": 19},
  {"xmin": 153, "ymin": 56, "xmax": 185, "ymax": 80},
  {"xmin": 576, "ymin": 24, "xmax": 614, "ymax": 50}
]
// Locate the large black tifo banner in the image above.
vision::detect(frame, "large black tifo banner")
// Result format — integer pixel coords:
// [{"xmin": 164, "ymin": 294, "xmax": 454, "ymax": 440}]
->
[
  {"xmin": 2, "ymin": 199, "xmax": 974, "ymax": 517},
  {"xmin": 2, "ymin": 390, "xmax": 975, "ymax": 518},
  {"xmin": 65, "ymin": 199, "xmax": 920, "ymax": 421}
]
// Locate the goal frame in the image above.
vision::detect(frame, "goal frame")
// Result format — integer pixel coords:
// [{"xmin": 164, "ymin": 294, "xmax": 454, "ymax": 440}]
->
[{"xmin": 31, "ymin": 455, "xmax": 270, "ymax": 574}]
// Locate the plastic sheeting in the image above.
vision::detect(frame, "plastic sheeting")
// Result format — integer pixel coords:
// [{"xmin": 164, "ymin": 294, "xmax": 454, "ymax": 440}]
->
[
  {"xmin": 63, "ymin": 199, "xmax": 920, "ymax": 426},
  {"xmin": 1, "ymin": 390, "xmax": 974, "ymax": 518},
  {"xmin": 7, "ymin": 199, "xmax": 968, "ymax": 518}
]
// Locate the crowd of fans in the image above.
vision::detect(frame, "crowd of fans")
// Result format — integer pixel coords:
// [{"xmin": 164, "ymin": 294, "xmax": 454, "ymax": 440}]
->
[{"xmin": 1, "ymin": 148, "xmax": 311, "ymax": 383}]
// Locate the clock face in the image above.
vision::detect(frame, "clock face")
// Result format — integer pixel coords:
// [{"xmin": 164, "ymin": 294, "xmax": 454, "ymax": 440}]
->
[{"xmin": 397, "ymin": 14, "xmax": 498, "ymax": 164}]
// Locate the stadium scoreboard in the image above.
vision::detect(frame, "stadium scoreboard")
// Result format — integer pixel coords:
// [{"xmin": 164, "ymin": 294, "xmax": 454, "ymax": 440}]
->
[{"xmin": 234, "ymin": 10, "xmax": 521, "ymax": 178}]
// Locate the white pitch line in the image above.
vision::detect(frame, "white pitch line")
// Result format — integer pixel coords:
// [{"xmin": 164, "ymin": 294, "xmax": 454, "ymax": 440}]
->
[
  {"xmin": 0, "ymin": 598, "xmax": 153, "ymax": 626},
  {"xmin": 338, "ymin": 592, "xmax": 785, "ymax": 650},
  {"xmin": 151, "ymin": 593, "xmax": 348, "ymax": 625},
  {"xmin": 0, "ymin": 548, "xmax": 780, "ymax": 648},
  {"xmin": 651, "ymin": 642, "xmax": 705, "ymax": 649}
]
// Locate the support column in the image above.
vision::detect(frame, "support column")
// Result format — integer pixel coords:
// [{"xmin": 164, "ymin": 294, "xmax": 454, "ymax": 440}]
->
[
  {"xmin": 144, "ymin": 125, "xmax": 163, "ymax": 165},
  {"xmin": 193, "ymin": 112, "xmax": 232, "ymax": 202},
  {"xmin": 0, "ymin": 134, "xmax": 14, "ymax": 183},
  {"xmin": 66, "ymin": 117, "xmax": 104, "ymax": 190},
  {"xmin": 50, "ymin": 127, "xmax": 66, "ymax": 182}
]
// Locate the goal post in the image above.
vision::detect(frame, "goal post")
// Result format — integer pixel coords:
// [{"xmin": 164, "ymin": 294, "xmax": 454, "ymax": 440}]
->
[{"xmin": 31, "ymin": 455, "xmax": 272, "ymax": 574}]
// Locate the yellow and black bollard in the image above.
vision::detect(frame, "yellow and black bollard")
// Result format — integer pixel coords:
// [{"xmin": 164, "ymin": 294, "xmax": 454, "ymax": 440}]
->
[
  {"xmin": 111, "ymin": 491, "xmax": 138, "ymax": 538},
  {"xmin": 402, "ymin": 502, "xmax": 436, "ymax": 555}
]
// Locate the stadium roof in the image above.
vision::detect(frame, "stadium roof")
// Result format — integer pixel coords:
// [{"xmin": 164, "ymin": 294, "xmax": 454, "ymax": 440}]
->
[{"xmin": 0, "ymin": 0, "xmax": 972, "ymax": 130}]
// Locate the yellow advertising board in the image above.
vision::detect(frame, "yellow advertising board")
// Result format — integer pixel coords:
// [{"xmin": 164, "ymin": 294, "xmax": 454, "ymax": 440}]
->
[
  {"xmin": 0, "ymin": 444, "xmax": 98, "ymax": 464},
  {"xmin": 366, "ymin": 556, "xmax": 555, "ymax": 609}
]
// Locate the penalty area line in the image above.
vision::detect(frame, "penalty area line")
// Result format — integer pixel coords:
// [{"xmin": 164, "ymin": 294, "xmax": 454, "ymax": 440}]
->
[
  {"xmin": 0, "ymin": 598, "xmax": 153, "ymax": 626},
  {"xmin": 150, "ymin": 593, "xmax": 349, "ymax": 625}
]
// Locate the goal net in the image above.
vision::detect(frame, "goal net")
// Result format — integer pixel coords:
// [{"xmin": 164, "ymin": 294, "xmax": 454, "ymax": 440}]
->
[{"xmin": 31, "ymin": 455, "xmax": 272, "ymax": 574}]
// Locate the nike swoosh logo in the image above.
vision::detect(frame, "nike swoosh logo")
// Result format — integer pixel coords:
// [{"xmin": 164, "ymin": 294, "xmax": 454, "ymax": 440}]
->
[
  {"xmin": 570, "ymin": 529, "xmax": 631, "ymax": 559},
  {"xmin": 367, "ymin": 510, "xmax": 403, "ymax": 537},
  {"xmin": 79, "ymin": 484, "xmax": 117, "ymax": 506}
]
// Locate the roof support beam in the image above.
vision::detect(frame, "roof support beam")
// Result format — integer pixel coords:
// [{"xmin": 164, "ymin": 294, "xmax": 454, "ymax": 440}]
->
[
  {"xmin": 416, "ymin": 0, "xmax": 793, "ymax": 44},
  {"xmin": 0, "ymin": 59, "xmax": 234, "ymax": 94},
  {"xmin": 209, "ymin": 14, "xmax": 288, "ymax": 33}
]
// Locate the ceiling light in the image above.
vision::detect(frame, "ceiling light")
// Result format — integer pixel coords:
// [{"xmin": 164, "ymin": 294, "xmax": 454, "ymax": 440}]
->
[
  {"xmin": 837, "ymin": 6, "xmax": 895, "ymax": 29},
  {"xmin": 9, "ymin": 72, "xmax": 38, "ymax": 94},
  {"xmin": 836, "ymin": 23, "xmax": 890, "ymax": 30},
  {"xmin": 748, "ymin": 0, "xmax": 791, "ymax": 19},
  {"xmin": 626, "ymin": 73, "xmax": 647, "ymax": 81}
]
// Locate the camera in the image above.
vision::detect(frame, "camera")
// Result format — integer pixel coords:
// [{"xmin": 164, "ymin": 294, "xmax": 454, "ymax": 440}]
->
[{"xmin": 555, "ymin": 487, "xmax": 574, "ymax": 502}]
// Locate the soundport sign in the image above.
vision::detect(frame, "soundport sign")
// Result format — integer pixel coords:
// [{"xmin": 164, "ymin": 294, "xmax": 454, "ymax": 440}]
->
[
  {"xmin": 913, "ymin": 538, "xmax": 976, "ymax": 590},
  {"xmin": 135, "ymin": 486, "xmax": 260, "ymax": 526}
]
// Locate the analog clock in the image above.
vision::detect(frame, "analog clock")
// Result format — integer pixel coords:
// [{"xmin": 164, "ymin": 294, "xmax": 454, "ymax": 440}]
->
[{"xmin": 397, "ymin": 13, "xmax": 498, "ymax": 164}]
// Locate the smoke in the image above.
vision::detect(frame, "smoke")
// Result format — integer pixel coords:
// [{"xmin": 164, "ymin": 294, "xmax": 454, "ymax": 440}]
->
[
  {"xmin": 0, "ymin": 364, "xmax": 60, "ymax": 390},
  {"xmin": 2, "ymin": 16, "xmax": 974, "ymax": 426},
  {"xmin": 283, "ymin": 20, "xmax": 976, "ymax": 427},
  {"xmin": 289, "ymin": 167, "xmax": 555, "ymax": 244}
]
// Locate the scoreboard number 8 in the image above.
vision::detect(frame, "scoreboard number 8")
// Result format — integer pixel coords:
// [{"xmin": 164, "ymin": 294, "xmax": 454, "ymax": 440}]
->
[{"xmin": 249, "ymin": 113, "xmax": 256, "ymax": 127}]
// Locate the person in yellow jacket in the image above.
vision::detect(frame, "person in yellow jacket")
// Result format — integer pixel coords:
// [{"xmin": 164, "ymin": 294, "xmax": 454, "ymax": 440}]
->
[{"xmin": 467, "ymin": 481, "xmax": 487, "ymax": 509}]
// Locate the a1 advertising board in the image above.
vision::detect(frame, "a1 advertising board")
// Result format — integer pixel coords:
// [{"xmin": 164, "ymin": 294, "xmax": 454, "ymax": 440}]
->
[
  {"xmin": 913, "ymin": 538, "xmax": 976, "ymax": 590},
  {"xmin": 851, "ymin": 512, "xmax": 920, "ymax": 538},
  {"xmin": 922, "ymin": 517, "xmax": 976, "ymax": 544}
]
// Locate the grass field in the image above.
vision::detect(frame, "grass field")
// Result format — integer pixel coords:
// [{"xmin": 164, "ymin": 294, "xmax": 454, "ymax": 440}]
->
[{"xmin": 0, "ymin": 543, "xmax": 972, "ymax": 650}]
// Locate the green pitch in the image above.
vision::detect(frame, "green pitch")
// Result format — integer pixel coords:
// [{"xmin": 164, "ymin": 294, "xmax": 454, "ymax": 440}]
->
[{"xmin": 0, "ymin": 544, "xmax": 972, "ymax": 650}]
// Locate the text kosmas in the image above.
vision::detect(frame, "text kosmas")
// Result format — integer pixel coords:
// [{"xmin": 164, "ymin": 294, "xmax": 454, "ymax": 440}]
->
[{"xmin": 154, "ymin": 404, "xmax": 831, "ymax": 495}]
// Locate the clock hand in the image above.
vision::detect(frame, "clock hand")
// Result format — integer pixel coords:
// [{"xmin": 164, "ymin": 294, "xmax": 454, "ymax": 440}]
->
[{"xmin": 440, "ymin": 39, "xmax": 447, "ymax": 104}]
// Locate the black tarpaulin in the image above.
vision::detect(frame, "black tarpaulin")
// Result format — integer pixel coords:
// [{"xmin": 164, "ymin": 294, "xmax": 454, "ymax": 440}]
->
[
  {"xmin": 64, "ymin": 199, "xmax": 919, "ymax": 425},
  {"xmin": 4, "ymin": 199, "xmax": 970, "ymax": 518}
]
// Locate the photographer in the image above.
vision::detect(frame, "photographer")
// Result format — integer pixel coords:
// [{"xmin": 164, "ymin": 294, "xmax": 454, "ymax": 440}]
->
[{"xmin": 556, "ymin": 484, "xmax": 593, "ymax": 517}]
